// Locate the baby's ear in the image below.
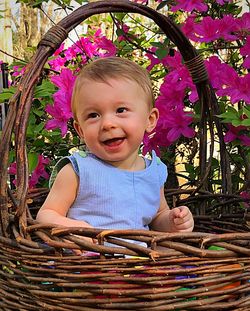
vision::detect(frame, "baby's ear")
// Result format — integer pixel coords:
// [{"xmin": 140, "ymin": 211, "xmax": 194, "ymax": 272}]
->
[
  {"xmin": 73, "ymin": 120, "xmax": 84, "ymax": 139},
  {"xmin": 145, "ymin": 107, "xmax": 159, "ymax": 133}
]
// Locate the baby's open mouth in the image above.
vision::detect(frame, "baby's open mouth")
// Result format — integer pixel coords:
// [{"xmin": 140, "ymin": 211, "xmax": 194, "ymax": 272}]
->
[{"xmin": 103, "ymin": 137, "xmax": 125, "ymax": 146}]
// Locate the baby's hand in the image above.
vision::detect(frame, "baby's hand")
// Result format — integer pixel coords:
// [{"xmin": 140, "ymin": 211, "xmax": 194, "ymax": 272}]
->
[{"xmin": 169, "ymin": 206, "xmax": 194, "ymax": 232}]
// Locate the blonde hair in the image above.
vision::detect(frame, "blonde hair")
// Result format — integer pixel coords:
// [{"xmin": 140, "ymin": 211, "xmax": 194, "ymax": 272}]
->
[{"xmin": 71, "ymin": 57, "xmax": 154, "ymax": 120}]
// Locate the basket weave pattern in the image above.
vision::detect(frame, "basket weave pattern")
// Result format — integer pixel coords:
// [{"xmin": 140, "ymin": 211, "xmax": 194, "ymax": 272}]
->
[{"xmin": 0, "ymin": 1, "xmax": 249, "ymax": 310}]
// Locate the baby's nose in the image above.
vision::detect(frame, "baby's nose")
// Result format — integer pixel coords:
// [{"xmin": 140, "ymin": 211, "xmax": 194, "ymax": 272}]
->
[{"xmin": 101, "ymin": 115, "xmax": 117, "ymax": 130}]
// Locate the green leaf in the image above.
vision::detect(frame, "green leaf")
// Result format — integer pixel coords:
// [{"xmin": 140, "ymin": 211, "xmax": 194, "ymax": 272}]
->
[
  {"xmin": 151, "ymin": 42, "xmax": 164, "ymax": 48},
  {"xmin": 28, "ymin": 153, "xmax": 39, "ymax": 173},
  {"xmin": 184, "ymin": 163, "xmax": 196, "ymax": 180},
  {"xmin": 34, "ymin": 80, "xmax": 56, "ymax": 98},
  {"xmin": 155, "ymin": 48, "xmax": 168, "ymax": 60},
  {"xmin": 34, "ymin": 122, "xmax": 45, "ymax": 134},
  {"xmin": 241, "ymin": 119, "xmax": 250, "ymax": 126},
  {"xmin": 0, "ymin": 87, "xmax": 16, "ymax": 103},
  {"xmin": 74, "ymin": 0, "xmax": 88, "ymax": 4},
  {"xmin": 116, "ymin": 28, "xmax": 124, "ymax": 37},
  {"xmin": 217, "ymin": 106, "xmax": 239, "ymax": 121},
  {"xmin": 156, "ymin": 0, "xmax": 169, "ymax": 10},
  {"xmin": 33, "ymin": 109, "xmax": 44, "ymax": 117},
  {"xmin": 243, "ymin": 106, "xmax": 250, "ymax": 119},
  {"xmin": 231, "ymin": 120, "xmax": 243, "ymax": 127},
  {"xmin": 208, "ymin": 245, "xmax": 225, "ymax": 251}
]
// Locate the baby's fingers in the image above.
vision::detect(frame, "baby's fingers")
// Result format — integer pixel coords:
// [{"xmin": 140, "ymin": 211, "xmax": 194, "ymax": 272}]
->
[{"xmin": 177, "ymin": 206, "xmax": 190, "ymax": 218}]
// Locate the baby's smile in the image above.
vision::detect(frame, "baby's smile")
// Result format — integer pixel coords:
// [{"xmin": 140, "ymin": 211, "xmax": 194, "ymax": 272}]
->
[{"xmin": 102, "ymin": 137, "xmax": 125, "ymax": 147}]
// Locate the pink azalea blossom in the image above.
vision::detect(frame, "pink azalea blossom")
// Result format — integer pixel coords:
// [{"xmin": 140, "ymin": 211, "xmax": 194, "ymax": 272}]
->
[
  {"xmin": 182, "ymin": 15, "xmax": 200, "ymax": 42},
  {"xmin": 240, "ymin": 191, "xmax": 250, "ymax": 207},
  {"xmin": 29, "ymin": 155, "xmax": 50, "ymax": 188},
  {"xmin": 94, "ymin": 30, "xmax": 117, "ymax": 57},
  {"xmin": 239, "ymin": 134, "xmax": 250, "ymax": 146},
  {"xmin": 45, "ymin": 68, "xmax": 76, "ymax": 136},
  {"xmin": 205, "ymin": 56, "xmax": 238, "ymax": 97},
  {"xmin": 217, "ymin": 15, "xmax": 237, "ymax": 41},
  {"xmin": 234, "ymin": 12, "xmax": 250, "ymax": 39},
  {"xmin": 142, "ymin": 133, "xmax": 162, "ymax": 156},
  {"xmin": 12, "ymin": 65, "xmax": 26, "ymax": 77},
  {"xmin": 53, "ymin": 43, "xmax": 65, "ymax": 56},
  {"xmin": 158, "ymin": 79, "xmax": 186, "ymax": 108},
  {"xmin": 240, "ymin": 36, "xmax": 250, "ymax": 69},
  {"xmin": 73, "ymin": 37, "xmax": 97, "ymax": 59},
  {"xmin": 118, "ymin": 23, "xmax": 130, "ymax": 42},
  {"xmin": 145, "ymin": 47, "xmax": 169, "ymax": 71},
  {"xmin": 132, "ymin": 0, "xmax": 148, "ymax": 3},
  {"xmin": 225, "ymin": 73, "xmax": 250, "ymax": 104},
  {"xmin": 193, "ymin": 16, "xmax": 220, "ymax": 42},
  {"xmin": 45, "ymin": 102, "xmax": 72, "ymax": 136},
  {"xmin": 156, "ymin": 51, "xmax": 197, "ymax": 105},
  {"xmin": 8, "ymin": 162, "xmax": 17, "ymax": 175},
  {"xmin": 224, "ymin": 124, "xmax": 248, "ymax": 143},
  {"xmin": 64, "ymin": 46, "xmax": 79, "ymax": 61},
  {"xmin": 171, "ymin": 0, "xmax": 208, "ymax": 13},
  {"xmin": 162, "ymin": 106, "xmax": 195, "ymax": 142},
  {"xmin": 8, "ymin": 155, "xmax": 50, "ymax": 189},
  {"xmin": 216, "ymin": 0, "xmax": 232, "ymax": 4},
  {"xmin": 48, "ymin": 57, "xmax": 66, "ymax": 71},
  {"xmin": 50, "ymin": 68, "xmax": 76, "ymax": 92}
]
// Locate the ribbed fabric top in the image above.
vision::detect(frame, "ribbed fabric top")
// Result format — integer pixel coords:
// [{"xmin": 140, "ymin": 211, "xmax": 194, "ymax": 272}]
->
[{"xmin": 58, "ymin": 151, "xmax": 167, "ymax": 230}]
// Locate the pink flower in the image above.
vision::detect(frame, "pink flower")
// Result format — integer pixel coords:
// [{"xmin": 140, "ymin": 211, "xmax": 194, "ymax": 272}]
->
[
  {"xmin": 45, "ymin": 69, "xmax": 76, "ymax": 136},
  {"xmin": 94, "ymin": 30, "xmax": 117, "ymax": 57},
  {"xmin": 162, "ymin": 106, "xmax": 195, "ymax": 142},
  {"xmin": 53, "ymin": 43, "xmax": 65, "ymax": 56},
  {"xmin": 182, "ymin": 15, "xmax": 199, "ymax": 42},
  {"xmin": 12, "ymin": 65, "xmax": 26, "ymax": 77},
  {"xmin": 142, "ymin": 106, "xmax": 195, "ymax": 154},
  {"xmin": 142, "ymin": 133, "xmax": 162, "ymax": 156},
  {"xmin": 132, "ymin": 0, "xmax": 148, "ymax": 3},
  {"xmin": 217, "ymin": 15, "xmax": 237, "ymax": 41},
  {"xmin": 239, "ymin": 134, "xmax": 250, "ymax": 146},
  {"xmin": 118, "ymin": 23, "xmax": 130, "ymax": 42},
  {"xmin": 48, "ymin": 57, "xmax": 66, "ymax": 71},
  {"xmin": 50, "ymin": 68, "xmax": 76, "ymax": 92},
  {"xmin": 235, "ymin": 12, "xmax": 250, "ymax": 39},
  {"xmin": 205, "ymin": 56, "xmax": 238, "ymax": 96},
  {"xmin": 171, "ymin": 0, "xmax": 208, "ymax": 13},
  {"xmin": 8, "ymin": 162, "xmax": 17, "ymax": 175},
  {"xmin": 240, "ymin": 191, "xmax": 250, "ymax": 207},
  {"xmin": 8, "ymin": 155, "xmax": 50, "ymax": 189},
  {"xmin": 145, "ymin": 47, "xmax": 169, "ymax": 71},
  {"xmin": 224, "ymin": 124, "xmax": 248, "ymax": 143},
  {"xmin": 72, "ymin": 37, "xmax": 96, "ymax": 59},
  {"xmin": 216, "ymin": 0, "xmax": 232, "ymax": 4},
  {"xmin": 193, "ymin": 16, "xmax": 220, "ymax": 42},
  {"xmin": 225, "ymin": 73, "xmax": 250, "ymax": 104},
  {"xmin": 240, "ymin": 36, "xmax": 250, "ymax": 69},
  {"xmin": 29, "ymin": 155, "xmax": 50, "ymax": 188},
  {"xmin": 45, "ymin": 101, "xmax": 72, "ymax": 136},
  {"xmin": 158, "ymin": 80, "xmax": 186, "ymax": 108}
]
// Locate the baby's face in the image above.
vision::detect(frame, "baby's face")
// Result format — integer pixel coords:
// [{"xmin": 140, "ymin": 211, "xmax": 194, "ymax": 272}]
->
[{"xmin": 74, "ymin": 78, "xmax": 158, "ymax": 169}]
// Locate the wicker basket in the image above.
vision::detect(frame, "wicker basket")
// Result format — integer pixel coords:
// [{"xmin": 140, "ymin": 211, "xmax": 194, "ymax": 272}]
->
[{"xmin": 0, "ymin": 1, "xmax": 249, "ymax": 310}]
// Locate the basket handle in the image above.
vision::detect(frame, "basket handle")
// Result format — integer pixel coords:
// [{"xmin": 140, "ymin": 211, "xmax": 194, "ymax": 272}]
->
[{"xmin": 0, "ymin": 0, "xmax": 223, "ymax": 237}]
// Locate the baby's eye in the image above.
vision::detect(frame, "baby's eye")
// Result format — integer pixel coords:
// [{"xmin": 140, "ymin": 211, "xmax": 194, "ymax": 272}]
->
[
  {"xmin": 87, "ymin": 112, "xmax": 99, "ymax": 119},
  {"xmin": 116, "ymin": 107, "xmax": 127, "ymax": 114}
]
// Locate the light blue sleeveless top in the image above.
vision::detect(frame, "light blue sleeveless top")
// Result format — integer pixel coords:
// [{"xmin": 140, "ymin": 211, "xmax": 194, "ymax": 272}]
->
[{"xmin": 53, "ymin": 151, "xmax": 167, "ymax": 230}]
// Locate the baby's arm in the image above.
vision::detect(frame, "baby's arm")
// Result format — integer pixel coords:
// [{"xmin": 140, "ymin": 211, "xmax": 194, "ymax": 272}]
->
[
  {"xmin": 36, "ymin": 163, "xmax": 93, "ymax": 229},
  {"xmin": 150, "ymin": 187, "xmax": 194, "ymax": 232}
]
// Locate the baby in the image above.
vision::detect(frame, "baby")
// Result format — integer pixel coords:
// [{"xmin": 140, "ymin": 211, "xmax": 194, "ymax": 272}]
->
[{"xmin": 36, "ymin": 57, "xmax": 194, "ymax": 244}]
